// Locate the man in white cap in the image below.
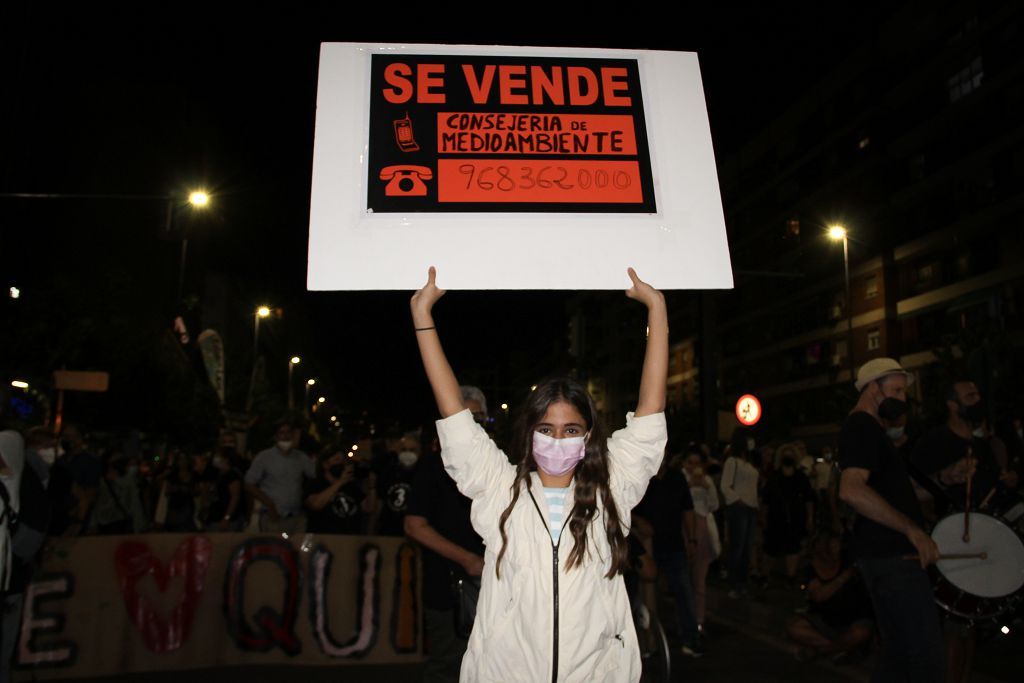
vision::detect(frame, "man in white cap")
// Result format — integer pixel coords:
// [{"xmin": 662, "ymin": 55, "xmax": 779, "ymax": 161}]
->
[{"xmin": 838, "ymin": 357, "xmax": 943, "ymax": 681}]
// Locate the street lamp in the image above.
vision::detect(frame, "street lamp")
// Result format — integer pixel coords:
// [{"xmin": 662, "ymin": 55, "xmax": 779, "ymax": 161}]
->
[
  {"xmin": 10, "ymin": 380, "xmax": 28, "ymax": 389},
  {"xmin": 246, "ymin": 305, "xmax": 273, "ymax": 413},
  {"xmin": 288, "ymin": 356, "xmax": 301, "ymax": 409},
  {"xmin": 175, "ymin": 189, "xmax": 212, "ymax": 301},
  {"xmin": 828, "ymin": 225, "xmax": 854, "ymax": 377},
  {"xmin": 305, "ymin": 378, "xmax": 316, "ymax": 417}
]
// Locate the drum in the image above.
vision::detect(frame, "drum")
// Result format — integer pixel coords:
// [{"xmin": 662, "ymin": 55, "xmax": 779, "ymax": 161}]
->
[{"xmin": 930, "ymin": 512, "xmax": 1024, "ymax": 622}]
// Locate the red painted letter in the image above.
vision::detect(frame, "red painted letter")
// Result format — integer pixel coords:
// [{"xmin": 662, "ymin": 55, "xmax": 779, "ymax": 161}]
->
[
  {"xmin": 462, "ymin": 64, "xmax": 496, "ymax": 104},
  {"xmin": 417, "ymin": 64, "xmax": 446, "ymax": 104},
  {"xmin": 383, "ymin": 63, "xmax": 413, "ymax": 104},
  {"xmin": 601, "ymin": 67, "xmax": 632, "ymax": 106}
]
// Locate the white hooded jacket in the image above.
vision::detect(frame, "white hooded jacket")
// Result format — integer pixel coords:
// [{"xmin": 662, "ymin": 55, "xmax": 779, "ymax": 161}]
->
[{"xmin": 437, "ymin": 409, "xmax": 667, "ymax": 683}]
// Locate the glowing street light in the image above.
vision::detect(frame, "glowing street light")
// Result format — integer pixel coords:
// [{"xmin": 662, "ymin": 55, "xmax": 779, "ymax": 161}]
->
[
  {"xmin": 304, "ymin": 378, "xmax": 316, "ymax": 417},
  {"xmin": 246, "ymin": 305, "xmax": 276, "ymax": 413},
  {"xmin": 287, "ymin": 356, "xmax": 302, "ymax": 409},
  {"xmin": 10, "ymin": 380, "xmax": 29, "ymax": 389},
  {"xmin": 500, "ymin": 403, "xmax": 509, "ymax": 411},
  {"xmin": 317, "ymin": 396, "xmax": 326, "ymax": 404},
  {"xmin": 828, "ymin": 224, "xmax": 854, "ymax": 375},
  {"xmin": 176, "ymin": 189, "xmax": 212, "ymax": 301},
  {"xmin": 8, "ymin": 287, "xmax": 19, "ymax": 299}
]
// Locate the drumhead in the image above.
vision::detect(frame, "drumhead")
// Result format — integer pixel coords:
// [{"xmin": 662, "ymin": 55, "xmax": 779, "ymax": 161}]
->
[{"xmin": 932, "ymin": 513, "xmax": 1024, "ymax": 598}]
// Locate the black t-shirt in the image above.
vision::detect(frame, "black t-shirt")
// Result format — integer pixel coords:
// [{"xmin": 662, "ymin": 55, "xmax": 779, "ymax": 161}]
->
[
  {"xmin": 406, "ymin": 451, "xmax": 484, "ymax": 611},
  {"xmin": 911, "ymin": 427, "xmax": 1001, "ymax": 515},
  {"xmin": 305, "ymin": 475, "xmax": 367, "ymax": 535},
  {"xmin": 764, "ymin": 470, "xmax": 814, "ymax": 531},
  {"xmin": 838, "ymin": 411, "xmax": 925, "ymax": 559},
  {"xmin": 375, "ymin": 460, "xmax": 416, "ymax": 537},
  {"xmin": 208, "ymin": 468, "xmax": 243, "ymax": 523},
  {"xmin": 634, "ymin": 469, "xmax": 695, "ymax": 556}
]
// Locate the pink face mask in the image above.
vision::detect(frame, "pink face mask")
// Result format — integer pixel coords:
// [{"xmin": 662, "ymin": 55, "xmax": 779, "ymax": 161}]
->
[{"xmin": 532, "ymin": 431, "xmax": 587, "ymax": 477}]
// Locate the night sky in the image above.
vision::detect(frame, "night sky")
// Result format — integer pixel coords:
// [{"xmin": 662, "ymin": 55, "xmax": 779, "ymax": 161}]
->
[{"xmin": 1, "ymin": 3, "xmax": 890, "ymax": 432}]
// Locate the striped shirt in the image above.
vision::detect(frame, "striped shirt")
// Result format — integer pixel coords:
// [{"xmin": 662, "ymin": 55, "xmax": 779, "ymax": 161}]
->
[{"xmin": 543, "ymin": 486, "xmax": 569, "ymax": 543}]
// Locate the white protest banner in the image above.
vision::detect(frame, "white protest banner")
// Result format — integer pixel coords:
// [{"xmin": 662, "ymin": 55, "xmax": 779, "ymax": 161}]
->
[
  {"xmin": 308, "ymin": 43, "xmax": 732, "ymax": 291},
  {"xmin": 15, "ymin": 534, "xmax": 420, "ymax": 679}
]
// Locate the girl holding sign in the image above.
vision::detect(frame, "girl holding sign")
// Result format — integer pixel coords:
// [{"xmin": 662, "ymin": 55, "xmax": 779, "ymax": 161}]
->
[{"xmin": 411, "ymin": 267, "xmax": 667, "ymax": 683}]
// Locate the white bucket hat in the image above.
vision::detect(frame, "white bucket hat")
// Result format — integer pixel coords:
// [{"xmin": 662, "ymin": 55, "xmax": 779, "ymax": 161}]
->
[{"xmin": 854, "ymin": 358, "xmax": 914, "ymax": 392}]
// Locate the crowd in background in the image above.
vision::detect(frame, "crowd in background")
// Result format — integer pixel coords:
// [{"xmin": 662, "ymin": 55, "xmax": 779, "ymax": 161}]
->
[{"xmin": 2, "ymin": 380, "xmax": 1023, "ymax": 681}]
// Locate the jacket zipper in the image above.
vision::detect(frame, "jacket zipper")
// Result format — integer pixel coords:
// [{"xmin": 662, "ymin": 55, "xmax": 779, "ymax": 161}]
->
[{"xmin": 527, "ymin": 488, "xmax": 572, "ymax": 683}]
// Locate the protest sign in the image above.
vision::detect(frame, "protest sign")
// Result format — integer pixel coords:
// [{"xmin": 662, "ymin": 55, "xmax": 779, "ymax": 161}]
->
[
  {"xmin": 308, "ymin": 43, "xmax": 732, "ymax": 290},
  {"xmin": 15, "ymin": 534, "xmax": 420, "ymax": 679}
]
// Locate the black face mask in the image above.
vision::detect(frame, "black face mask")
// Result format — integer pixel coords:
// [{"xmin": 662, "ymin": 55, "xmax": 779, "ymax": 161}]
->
[
  {"xmin": 329, "ymin": 464, "xmax": 345, "ymax": 478},
  {"xmin": 878, "ymin": 397, "xmax": 908, "ymax": 421},
  {"xmin": 959, "ymin": 400, "xmax": 986, "ymax": 426}
]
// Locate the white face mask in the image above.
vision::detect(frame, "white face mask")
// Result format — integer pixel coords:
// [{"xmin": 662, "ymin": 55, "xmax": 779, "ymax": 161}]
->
[
  {"xmin": 972, "ymin": 427, "xmax": 986, "ymax": 439},
  {"xmin": 397, "ymin": 450, "xmax": 418, "ymax": 468},
  {"xmin": 886, "ymin": 426, "xmax": 905, "ymax": 441},
  {"xmin": 276, "ymin": 440, "xmax": 294, "ymax": 453},
  {"xmin": 36, "ymin": 447, "xmax": 57, "ymax": 465}
]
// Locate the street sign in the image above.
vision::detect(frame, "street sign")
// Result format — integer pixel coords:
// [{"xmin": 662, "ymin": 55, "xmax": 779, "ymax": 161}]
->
[
  {"xmin": 735, "ymin": 394, "xmax": 761, "ymax": 426},
  {"xmin": 53, "ymin": 370, "xmax": 109, "ymax": 392}
]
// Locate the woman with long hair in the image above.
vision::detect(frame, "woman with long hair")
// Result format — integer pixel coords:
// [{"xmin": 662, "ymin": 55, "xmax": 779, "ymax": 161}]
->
[{"xmin": 411, "ymin": 267, "xmax": 668, "ymax": 683}]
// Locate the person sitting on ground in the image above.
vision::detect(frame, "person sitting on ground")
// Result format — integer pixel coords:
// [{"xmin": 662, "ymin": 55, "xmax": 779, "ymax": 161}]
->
[{"xmin": 786, "ymin": 531, "xmax": 873, "ymax": 663}]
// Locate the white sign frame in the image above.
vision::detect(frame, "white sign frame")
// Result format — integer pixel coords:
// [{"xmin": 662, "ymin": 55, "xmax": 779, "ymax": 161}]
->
[{"xmin": 307, "ymin": 42, "xmax": 732, "ymax": 291}]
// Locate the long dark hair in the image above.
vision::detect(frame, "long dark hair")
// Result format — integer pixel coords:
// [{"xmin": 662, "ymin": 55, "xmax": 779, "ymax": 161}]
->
[{"xmin": 495, "ymin": 378, "xmax": 628, "ymax": 579}]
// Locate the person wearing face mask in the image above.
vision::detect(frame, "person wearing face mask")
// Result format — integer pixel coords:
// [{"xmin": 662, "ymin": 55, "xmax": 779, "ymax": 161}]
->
[
  {"xmin": 305, "ymin": 447, "xmax": 370, "ymax": 535},
  {"xmin": 405, "ymin": 390, "xmax": 487, "ymax": 683},
  {"xmin": 206, "ymin": 449, "xmax": 245, "ymax": 531},
  {"xmin": 23, "ymin": 427, "xmax": 58, "ymax": 490},
  {"xmin": 838, "ymin": 358, "xmax": 943, "ymax": 682},
  {"xmin": 373, "ymin": 438, "xmax": 419, "ymax": 537},
  {"xmin": 909, "ymin": 383, "xmax": 1006, "ymax": 683},
  {"xmin": 911, "ymin": 380, "xmax": 1004, "ymax": 518},
  {"xmin": 633, "ymin": 451, "xmax": 703, "ymax": 657},
  {"xmin": 721, "ymin": 430, "xmax": 760, "ymax": 598},
  {"xmin": 762, "ymin": 446, "xmax": 815, "ymax": 586},
  {"xmin": 410, "ymin": 267, "xmax": 668, "ymax": 683},
  {"xmin": 244, "ymin": 418, "xmax": 316, "ymax": 535}
]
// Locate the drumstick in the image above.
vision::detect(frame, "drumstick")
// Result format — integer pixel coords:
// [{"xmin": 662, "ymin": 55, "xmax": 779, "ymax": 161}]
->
[
  {"xmin": 902, "ymin": 552, "xmax": 988, "ymax": 561},
  {"xmin": 963, "ymin": 445, "xmax": 973, "ymax": 543},
  {"xmin": 979, "ymin": 487, "xmax": 997, "ymax": 510}
]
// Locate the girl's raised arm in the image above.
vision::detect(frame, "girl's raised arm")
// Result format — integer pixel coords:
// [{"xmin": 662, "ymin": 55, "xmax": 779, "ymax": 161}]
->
[
  {"xmin": 626, "ymin": 267, "xmax": 668, "ymax": 417},
  {"xmin": 411, "ymin": 267, "xmax": 465, "ymax": 417}
]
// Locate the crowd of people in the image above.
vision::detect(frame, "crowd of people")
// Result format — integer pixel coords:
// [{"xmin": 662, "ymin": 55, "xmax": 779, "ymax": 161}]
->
[{"xmin": 1, "ymin": 350, "xmax": 1022, "ymax": 682}]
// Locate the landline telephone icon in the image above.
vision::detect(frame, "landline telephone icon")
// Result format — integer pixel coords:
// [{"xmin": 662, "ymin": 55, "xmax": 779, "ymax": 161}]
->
[
  {"xmin": 380, "ymin": 165, "xmax": 433, "ymax": 197},
  {"xmin": 393, "ymin": 113, "xmax": 420, "ymax": 152}
]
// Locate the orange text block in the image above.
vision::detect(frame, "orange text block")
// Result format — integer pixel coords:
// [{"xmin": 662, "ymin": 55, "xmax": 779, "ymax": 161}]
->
[
  {"xmin": 438, "ymin": 159, "xmax": 644, "ymax": 203},
  {"xmin": 437, "ymin": 113, "xmax": 637, "ymax": 155}
]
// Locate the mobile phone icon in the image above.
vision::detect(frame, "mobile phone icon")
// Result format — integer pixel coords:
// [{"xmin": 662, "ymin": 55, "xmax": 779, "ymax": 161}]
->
[{"xmin": 393, "ymin": 113, "xmax": 420, "ymax": 152}]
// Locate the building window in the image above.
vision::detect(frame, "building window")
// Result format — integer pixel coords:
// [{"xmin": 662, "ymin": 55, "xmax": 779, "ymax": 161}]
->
[
  {"xmin": 947, "ymin": 56, "xmax": 983, "ymax": 103},
  {"xmin": 865, "ymin": 274, "xmax": 879, "ymax": 300},
  {"xmin": 867, "ymin": 329, "xmax": 881, "ymax": 351},
  {"xmin": 833, "ymin": 340, "xmax": 848, "ymax": 366}
]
